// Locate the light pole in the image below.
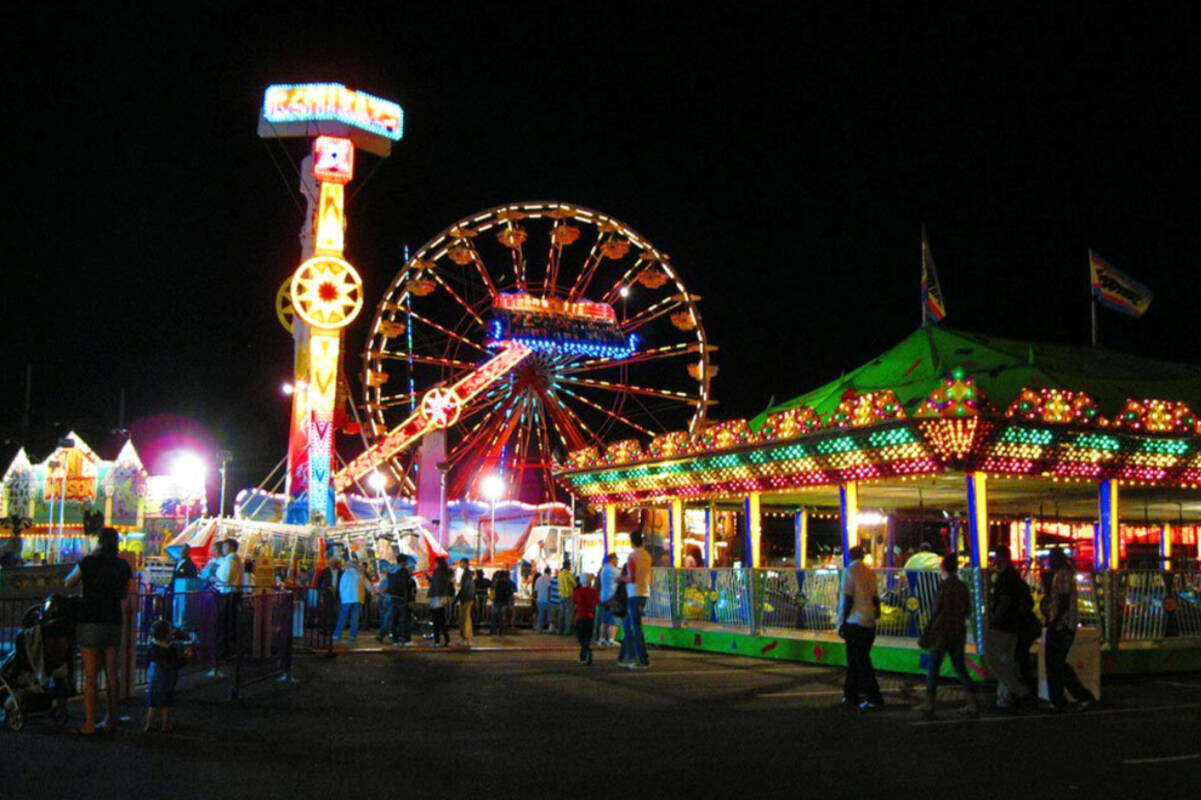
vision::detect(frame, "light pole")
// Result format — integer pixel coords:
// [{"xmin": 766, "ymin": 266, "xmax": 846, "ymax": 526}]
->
[
  {"xmin": 368, "ymin": 471, "xmax": 389, "ymax": 521},
  {"xmin": 171, "ymin": 452, "xmax": 207, "ymax": 531},
  {"xmin": 481, "ymin": 474, "xmax": 504, "ymax": 566},
  {"xmin": 218, "ymin": 450, "xmax": 232, "ymax": 518}
]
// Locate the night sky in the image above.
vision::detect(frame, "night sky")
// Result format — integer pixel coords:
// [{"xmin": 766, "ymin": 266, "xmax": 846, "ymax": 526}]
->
[{"xmin": 5, "ymin": 4, "xmax": 1198, "ymax": 498}]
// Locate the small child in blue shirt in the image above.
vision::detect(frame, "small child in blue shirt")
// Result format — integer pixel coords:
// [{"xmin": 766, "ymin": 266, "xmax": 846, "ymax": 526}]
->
[{"xmin": 145, "ymin": 618, "xmax": 189, "ymax": 732}]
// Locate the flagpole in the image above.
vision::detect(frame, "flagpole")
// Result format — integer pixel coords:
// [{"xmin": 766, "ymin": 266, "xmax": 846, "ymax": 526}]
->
[{"xmin": 920, "ymin": 226, "xmax": 927, "ymax": 327}]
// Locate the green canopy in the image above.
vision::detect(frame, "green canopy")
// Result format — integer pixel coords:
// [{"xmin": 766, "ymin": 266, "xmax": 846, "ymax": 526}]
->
[{"xmin": 750, "ymin": 326, "xmax": 1201, "ymax": 429}]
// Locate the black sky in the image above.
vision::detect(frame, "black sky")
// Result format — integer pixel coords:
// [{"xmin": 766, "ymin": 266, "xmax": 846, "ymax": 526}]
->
[{"xmin": 4, "ymin": 3, "xmax": 1199, "ymax": 494}]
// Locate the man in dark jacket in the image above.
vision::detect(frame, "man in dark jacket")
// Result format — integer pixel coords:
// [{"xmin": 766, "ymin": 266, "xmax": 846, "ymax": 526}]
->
[
  {"xmin": 172, "ymin": 544, "xmax": 198, "ymax": 580},
  {"xmin": 987, "ymin": 545, "xmax": 1036, "ymax": 709},
  {"xmin": 491, "ymin": 570, "xmax": 516, "ymax": 636},
  {"xmin": 387, "ymin": 557, "xmax": 416, "ymax": 645}
]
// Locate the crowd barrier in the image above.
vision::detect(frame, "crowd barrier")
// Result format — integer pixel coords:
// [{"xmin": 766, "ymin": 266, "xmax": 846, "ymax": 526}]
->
[{"xmin": 639, "ymin": 566, "xmax": 1201, "ymax": 648}]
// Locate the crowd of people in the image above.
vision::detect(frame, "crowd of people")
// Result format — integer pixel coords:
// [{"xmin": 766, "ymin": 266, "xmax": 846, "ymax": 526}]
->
[{"xmin": 841, "ymin": 542, "xmax": 1099, "ymax": 718}]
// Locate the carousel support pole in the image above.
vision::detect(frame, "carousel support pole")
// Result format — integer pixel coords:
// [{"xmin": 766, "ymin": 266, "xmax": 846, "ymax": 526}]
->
[
  {"xmin": 1160, "ymin": 522, "xmax": 1172, "ymax": 570},
  {"xmin": 966, "ymin": 472, "xmax": 989, "ymax": 568},
  {"xmin": 839, "ymin": 482, "xmax": 858, "ymax": 566},
  {"xmin": 704, "ymin": 503, "xmax": 713, "ymax": 567},
  {"xmin": 1092, "ymin": 523, "xmax": 1104, "ymax": 572},
  {"xmin": 602, "ymin": 503, "xmax": 616, "ymax": 559},
  {"xmin": 794, "ymin": 507, "xmax": 808, "ymax": 569},
  {"xmin": 1024, "ymin": 517, "xmax": 1034, "ymax": 565},
  {"xmin": 885, "ymin": 514, "xmax": 898, "ymax": 567},
  {"xmin": 743, "ymin": 492, "xmax": 761, "ymax": 568},
  {"xmin": 1099, "ymin": 479, "xmax": 1119, "ymax": 571},
  {"xmin": 104, "ymin": 486, "xmax": 115, "ymax": 526},
  {"xmin": 669, "ymin": 498, "xmax": 684, "ymax": 568}
]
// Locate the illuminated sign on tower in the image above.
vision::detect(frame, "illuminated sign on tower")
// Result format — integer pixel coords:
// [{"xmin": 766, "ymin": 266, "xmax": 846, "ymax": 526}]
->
[{"xmin": 259, "ymin": 82, "xmax": 402, "ymax": 525}]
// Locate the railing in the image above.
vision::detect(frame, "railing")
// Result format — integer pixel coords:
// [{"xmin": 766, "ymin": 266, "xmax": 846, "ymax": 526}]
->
[{"xmin": 629, "ymin": 566, "xmax": 1201, "ymax": 648}]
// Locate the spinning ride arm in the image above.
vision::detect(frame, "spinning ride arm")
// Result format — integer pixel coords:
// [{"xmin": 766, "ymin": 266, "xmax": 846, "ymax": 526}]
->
[{"xmin": 334, "ymin": 344, "xmax": 533, "ymax": 492}]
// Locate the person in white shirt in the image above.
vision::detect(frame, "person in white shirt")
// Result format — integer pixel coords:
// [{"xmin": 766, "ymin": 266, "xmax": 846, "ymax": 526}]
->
[
  {"xmin": 839, "ymin": 545, "xmax": 883, "ymax": 710},
  {"xmin": 333, "ymin": 559, "xmax": 371, "ymax": 642},
  {"xmin": 199, "ymin": 539, "xmax": 244, "ymax": 663}
]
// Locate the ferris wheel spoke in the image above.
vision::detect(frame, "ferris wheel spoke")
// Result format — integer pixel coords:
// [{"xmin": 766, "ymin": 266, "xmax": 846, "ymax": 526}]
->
[
  {"xmin": 600, "ymin": 255, "xmax": 653, "ymax": 305},
  {"xmin": 559, "ymin": 376, "xmax": 704, "ymax": 406},
  {"xmin": 558, "ymin": 386, "xmax": 656, "ymax": 437},
  {"xmin": 458, "ymin": 241, "xmax": 500, "ymax": 300},
  {"xmin": 565, "ymin": 233, "xmax": 606, "ymax": 302},
  {"xmin": 534, "ymin": 414, "xmax": 560, "ymax": 501},
  {"xmin": 428, "ymin": 271, "xmax": 488, "ymax": 328},
  {"xmin": 544, "ymin": 390, "xmax": 601, "ymax": 448},
  {"xmin": 407, "ymin": 311, "xmax": 492, "ymax": 353},
  {"xmin": 560, "ymin": 341, "xmax": 702, "ymax": 373},
  {"xmin": 619, "ymin": 294, "xmax": 692, "ymax": 334},
  {"xmin": 403, "ymin": 354, "xmax": 479, "ymax": 372}
]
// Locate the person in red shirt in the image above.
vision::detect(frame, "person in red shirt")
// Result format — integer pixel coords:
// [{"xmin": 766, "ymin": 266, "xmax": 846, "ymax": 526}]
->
[{"xmin": 572, "ymin": 574, "xmax": 601, "ymax": 665}]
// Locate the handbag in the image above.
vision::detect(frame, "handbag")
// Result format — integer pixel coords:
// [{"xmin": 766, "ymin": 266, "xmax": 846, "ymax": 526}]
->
[{"xmin": 610, "ymin": 583, "xmax": 628, "ymax": 617}]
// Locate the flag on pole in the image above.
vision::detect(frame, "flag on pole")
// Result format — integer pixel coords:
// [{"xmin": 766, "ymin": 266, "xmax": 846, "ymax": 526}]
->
[
  {"xmin": 921, "ymin": 227, "xmax": 946, "ymax": 324},
  {"xmin": 1089, "ymin": 250, "xmax": 1153, "ymax": 318}
]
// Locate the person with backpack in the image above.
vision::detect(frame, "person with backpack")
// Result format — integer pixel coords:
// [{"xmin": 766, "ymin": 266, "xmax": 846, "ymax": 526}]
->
[
  {"xmin": 918, "ymin": 553, "xmax": 979, "ymax": 719},
  {"xmin": 490, "ymin": 569, "xmax": 515, "ymax": 635},
  {"xmin": 387, "ymin": 557, "xmax": 416, "ymax": 646},
  {"xmin": 987, "ymin": 544, "xmax": 1036, "ymax": 709}
]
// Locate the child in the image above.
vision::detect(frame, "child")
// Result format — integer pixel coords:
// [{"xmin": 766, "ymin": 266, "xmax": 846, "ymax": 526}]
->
[
  {"xmin": 145, "ymin": 618, "xmax": 189, "ymax": 732},
  {"xmin": 572, "ymin": 574, "xmax": 601, "ymax": 665}
]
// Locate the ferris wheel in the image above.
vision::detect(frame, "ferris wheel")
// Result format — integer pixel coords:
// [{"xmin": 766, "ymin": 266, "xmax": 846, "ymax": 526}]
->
[{"xmin": 358, "ymin": 202, "xmax": 714, "ymax": 503}]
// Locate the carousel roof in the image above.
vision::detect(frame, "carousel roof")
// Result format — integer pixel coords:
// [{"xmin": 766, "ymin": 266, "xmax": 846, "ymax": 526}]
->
[{"xmin": 751, "ymin": 326, "xmax": 1201, "ymax": 429}]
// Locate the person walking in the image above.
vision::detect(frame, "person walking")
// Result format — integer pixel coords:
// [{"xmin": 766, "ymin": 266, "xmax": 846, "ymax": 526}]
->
[
  {"xmin": 572, "ymin": 574, "xmax": 600, "ymax": 665},
  {"xmin": 597, "ymin": 552, "xmax": 620, "ymax": 646},
  {"xmin": 1044, "ymin": 548, "xmax": 1097, "ymax": 711},
  {"xmin": 619, "ymin": 530, "xmax": 652, "ymax": 669},
  {"xmin": 839, "ymin": 545, "xmax": 883, "ymax": 711},
  {"xmin": 534, "ymin": 567, "xmax": 554, "ymax": 632},
  {"xmin": 387, "ymin": 557, "xmax": 416, "ymax": 645},
  {"xmin": 490, "ymin": 569, "xmax": 515, "ymax": 635},
  {"xmin": 986, "ymin": 544, "xmax": 1036, "ymax": 709},
  {"xmin": 64, "ymin": 527, "xmax": 133, "ymax": 734},
  {"xmin": 428, "ymin": 557, "xmax": 454, "ymax": 646},
  {"xmin": 456, "ymin": 558, "xmax": 475, "ymax": 647},
  {"xmin": 332, "ymin": 559, "xmax": 370, "ymax": 643},
  {"xmin": 918, "ymin": 553, "xmax": 979, "ymax": 719},
  {"xmin": 557, "ymin": 559, "xmax": 578, "ymax": 636}
]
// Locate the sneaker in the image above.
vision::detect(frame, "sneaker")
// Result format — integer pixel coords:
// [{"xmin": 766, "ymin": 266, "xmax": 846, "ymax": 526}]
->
[
  {"xmin": 858, "ymin": 699, "xmax": 883, "ymax": 713},
  {"xmin": 629, "ymin": 662, "xmax": 648, "ymax": 670},
  {"xmin": 617, "ymin": 659, "xmax": 635, "ymax": 667},
  {"xmin": 1074, "ymin": 698, "xmax": 1094, "ymax": 712}
]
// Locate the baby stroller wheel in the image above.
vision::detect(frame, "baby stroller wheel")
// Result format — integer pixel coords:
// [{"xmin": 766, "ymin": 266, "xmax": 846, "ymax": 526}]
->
[{"xmin": 4, "ymin": 707, "xmax": 23, "ymax": 732}]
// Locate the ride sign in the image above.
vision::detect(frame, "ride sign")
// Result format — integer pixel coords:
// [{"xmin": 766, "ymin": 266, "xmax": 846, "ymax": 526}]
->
[{"xmin": 258, "ymin": 83, "xmax": 404, "ymax": 157}]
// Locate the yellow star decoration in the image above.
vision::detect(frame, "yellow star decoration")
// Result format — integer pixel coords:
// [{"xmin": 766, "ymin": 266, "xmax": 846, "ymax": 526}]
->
[{"xmin": 291, "ymin": 255, "xmax": 363, "ymax": 329}]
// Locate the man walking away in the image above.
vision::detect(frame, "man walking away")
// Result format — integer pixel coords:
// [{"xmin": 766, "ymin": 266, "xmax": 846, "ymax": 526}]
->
[
  {"xmin": 598, "ymin": 552, "xmax": 620, "ymax": 646},
  {"xmin": 557, "ymin": 559, "xmax": 578, "ymax": 636},
  {"xmin": 534, "ymin": 567, "xmax": 554, "ymax": 632},
  {"xmin": 839, "ymin": 545, "xmax": 883, "ymax": 711},
  {"xmin": 491, "ymin": 569, "xmax": 515, "ymax": 635},
  {"xmin": 333, "ymin": 559, "xmax": 370, "ymax": 643},
  {"xmin": 474, "ymin": 569, "xmax": 492, "ymax": 632},
  {"xmin": 387, "ymin": 557, "xmax": 415, "ymax": 645},
  {"xmin": 573, "ymin": 574, "xmax": 600, "ymax": 665},
  {"xmin": 918, "ymin": 553, "xmax": 979, "ymax": 719},
  {"xmin": 987, "ymin": 545, "xmax": 1035, "ymax": 709},
  {"xmin": 619, "ymin": 531, "xmax": 653, "ymax": 669},
  {"xmin": 1044, "ymin": 548, "xmax": 1097, "ymax": 711}
]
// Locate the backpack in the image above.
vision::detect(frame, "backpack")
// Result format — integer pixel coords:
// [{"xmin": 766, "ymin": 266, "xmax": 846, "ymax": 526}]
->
[
  {"xmin": 610, "ymin": 582, "xmax": 629, "ymax": 617},
  {"xmin": 493, "ymin": 578, "xmax": 515, "ymax": 604}
]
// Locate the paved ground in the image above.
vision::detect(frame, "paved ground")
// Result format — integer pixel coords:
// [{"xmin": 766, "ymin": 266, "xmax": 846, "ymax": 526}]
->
[{"xmin": 4, "ymin": 641, "xmax": 1200, "ymax": 799}]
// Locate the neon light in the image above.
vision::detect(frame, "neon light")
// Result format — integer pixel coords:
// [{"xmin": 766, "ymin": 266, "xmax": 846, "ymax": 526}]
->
[
  {"xmin": 291, "ymin": 255, "xmax": 363, "ymax": 329},
  {"xmin": 493, "ymin": 293, "xmax": 617, "ymax": 322},
  {"xmin": 313, "ymin": 136, "xmax": 354, "ymax": 183},
  {"xmin": 262, "ymin": 83, "xmax": 403, "ymax": 141},
  {"xmin": 486, "ymin": 334, "xmax": 638, "ymax": 359},
  {"xmin": 314, "ymin": 182, "xmax": 346, "ymax": 253},
  {"xmin": 307, "ymin": 330, "xmax": 340, "ymax": 524}
]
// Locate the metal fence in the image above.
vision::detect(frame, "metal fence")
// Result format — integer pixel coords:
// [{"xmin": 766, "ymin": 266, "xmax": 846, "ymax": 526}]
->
[{"xmin": 626, "ymin": 566, "xmax": 1201, "ymax": 648}]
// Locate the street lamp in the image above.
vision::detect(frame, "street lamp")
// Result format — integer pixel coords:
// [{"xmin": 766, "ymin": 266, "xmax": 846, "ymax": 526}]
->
[
  {"xmin": 171, "ymin": 452, "xmax": 207, "ymax": 529},
  {"xmin": 481, "ymin": 474, "xmax": 504, "ymax": 565},
  {"xmin": 217, "ymin": 450, "xmax": 232, "ymax": 518},
  {"xmin": 367, "ymin": 471, "xmax": 388, "ymax": 519}
]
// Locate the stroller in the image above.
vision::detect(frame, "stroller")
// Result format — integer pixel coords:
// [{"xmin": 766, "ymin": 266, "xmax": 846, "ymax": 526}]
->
[{"xmin": 1, "ymin": 594, "xmax": 76, "ymax": 731}]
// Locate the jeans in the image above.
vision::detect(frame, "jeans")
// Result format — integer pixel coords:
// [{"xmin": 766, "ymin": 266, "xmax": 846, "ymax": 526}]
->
[
  {"xmin": 333, "ymin": 602, "xmax": 361, "ymax": 640},
  {"xmin": 216, "ymin": 591, "xmax": 240, "ymax": 660},
  {"xmin": 537, "ymin": 601, "xmax": 553, "ymax": 631},
  {"xmin": 620, "ymin": 596, "xmax": 648, "ymax": 665},
  {"xmin": 431, "ymin": 607, "xmax": 450, "ymax": 644},
  {"xmin": 576, "ymin": 618, "xmax": 594, "ymax": 663},
  {"xmin": 378, "ymin": 595, "xmax": 394, "ymax": 637},
  {"xmin": 390, "ymin": 600, "xmax": 412, "ymax": 642},
  {"xmin": 558, "ymin": 596, "xmax": 575, "ymax": 635},
  {"xmin": 986, "ymin": 628, "xmax": 1028, "ymax": 705},
  {"xmin": 1045, "ymin": 627, "xmax": 1095, "ymax": 708},
  {"xmin": 843, "ymin": 623, "xmax": 882, "ymax": 704},
  {"xmin": 926, "ymin": 631, "xmax": 973, "ymax": 697},
  {"xmin": 491, "ymin": 602, "xmax": 510, "ymax": 635}
]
